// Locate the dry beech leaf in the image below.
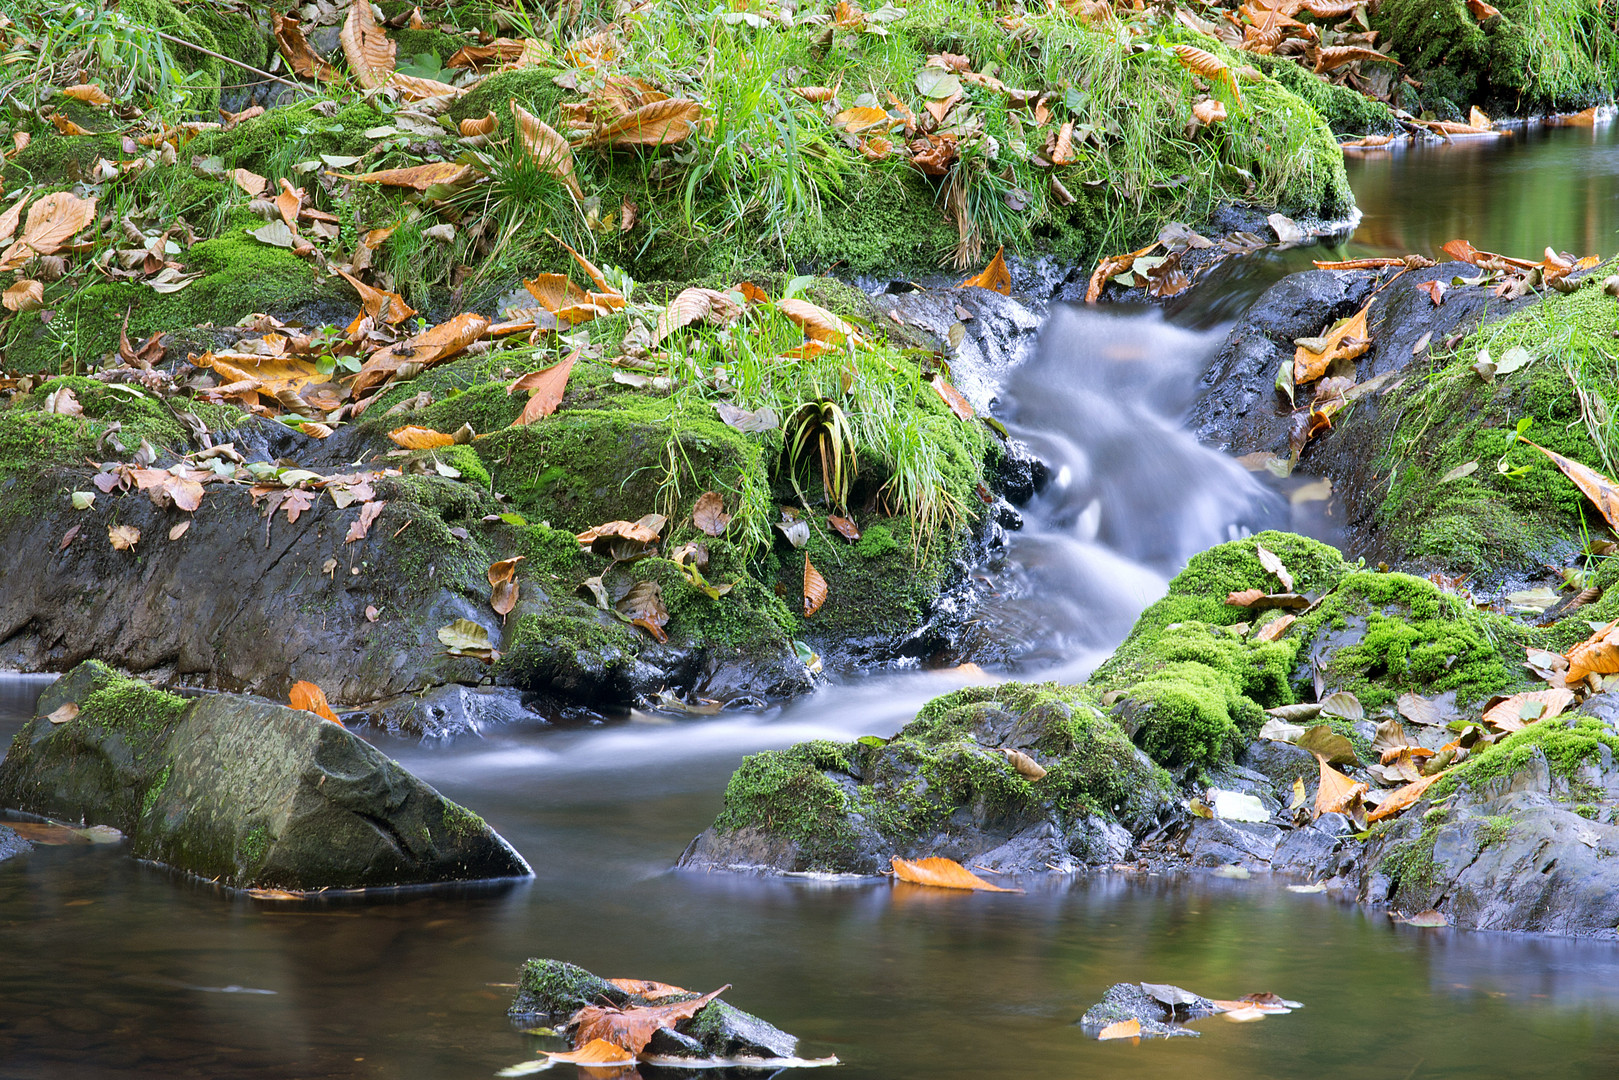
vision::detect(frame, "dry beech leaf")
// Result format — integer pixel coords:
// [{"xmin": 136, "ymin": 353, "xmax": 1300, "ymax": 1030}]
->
[
  {"xmin": 571, "ymin": 986, "xmax": 728, "ymax": 1054},
  {"xmin": 512, "ymin": 99, "xmax": 582, "ymax": 197},
  {"xmin": 388, "ymin": 425, "xmax": 456, "ymax": 449},
  {"xmin": 1255, "ymin": 543, "xmax": 1294, "ymax": 591},
  {"xmin": 338, "ymin": 268, "xmax": 415, "ymax": 325},
  {"xmin": 960, "ymin": 246, "xmax": 1011, "ymax": 294},
  {"xmin": 340, "ymin": 0, "xmax": 396, "ymax": 90},
  {"xmin": 0, "ymin": 191, "xmax": 98, "ymax": 272},
  {"xmin": 1519, "ymin": 438, "xmax": 1619, "ymax": 536},
  {"xmin": 827, "ymin": 514, "xmax": 860, "ymax": 541},
  {"xmin": 108, "ymin": 524, "xmax": 140, "ymax": 550},
  {"xmin": 351, "ymin": 312, "xmax": 489, "ymax": 398},
  {"xmin": 777, "ymin": 298, "xmax": 855, "ymax": 344},
  {"xmin": 47, "ymin": 702, "xmax": 80, "ymax": 725},
  {"xmin": 546, "ymin": 1039, "xmax": 636, "ymax": 1066},
  {"xmin": 1314, "ymin": 755, "xmax": 1367, "ymax": 817},
  {"xmin": 653, "ymin": 287, "xmax": 741, "ymax": 344},
  {"xmin": 930, "ymin": 376, "xmax": 974, "ymax": 420},
  {"xmin": 890, "ymin": 855, "xmax": 1019, "ymax": 892},
  {"xmin": 460, "ymin": 110, "xmax": 498, "ymax": 137},
  {"xmin": 804, "ymin": 554, "xmax": 828, "ymax": 617},
  {"xmin": 274, "ymin": 13, "xmax": 340, "ymax": 81},
  {"xmin": 289, "ymin": 680, "xmax": 341, "ymax": 724},
  {"xmin": 606, "ymin": 978, "xmax": 690, "ymax": 1001},
  {"xmin": 1192, "ymin": 98, "xmax": 1227, "ymax": 124},
  {"xmin": 1482, "ymin": 688, "xmax": 1575, "ymax": 731},
  {"xmin": 1097, "ymin": 1019, "xmax": 1141, "ymax": 1041},
  {"xmin": 328, "ymin": 162, "xmax": 476, "ymax": 190},
  {"xmin": 1294, "ymin": 301, "xmax": 1372, "ymax": 385},
  {"xmin": 693, "ymin": 491, "xmax": 730, "ymax": 536},
  {"xmin": 509, "ymin": 349, "xmax": 577, "ymax": 425},
  {"xmin": 1172, "ymin": 44, "xmax": 1244, "ymax": 108},
  {"xmin": 998, "ymin": 747, "xmax": 1046, "ymax": 780},
  {"xmin": 584, "ymin": 98, "xmax": 702, "ymax": 147},
  {"xmin": 63, "ymin": 83, "xmax": 112, "ymax": 106},
  {"xmin": 1365, "ymin": 772, "xmax": 1446, "ymax": 823},
  {"xmin": 2, "ymin": 279, "xmax": 44, "ymax": 312},
  {"xmin": 489, "ymin": 556, "xmax": 525, "ymax": 617},
  {"xmin": 1567, "ymin": 619, "xmax": 1619, "ymax": 683}
]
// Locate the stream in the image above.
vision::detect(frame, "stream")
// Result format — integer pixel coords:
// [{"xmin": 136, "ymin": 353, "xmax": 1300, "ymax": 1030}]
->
[{"xmin": 8, "ymin": 122, "xmax": 1619, "ymax": 1078}]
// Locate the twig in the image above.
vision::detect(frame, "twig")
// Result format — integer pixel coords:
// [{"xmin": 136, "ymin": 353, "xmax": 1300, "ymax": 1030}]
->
[{"xmin": 151, "ymin": 29, "xmax": 305, "ymax": 92}]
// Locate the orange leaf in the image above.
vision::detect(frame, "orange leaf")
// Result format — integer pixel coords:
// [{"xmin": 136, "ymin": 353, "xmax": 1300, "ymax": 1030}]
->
[
  {"xmin": 1192, "ymin": 99, "xmax": 1227, "ymax": 124},
  {"xmin": 804, "ymin": 554, "xmax": 828, "ymax": 617},
  {"xmin": 1519, "ymin": 438, "xmax": 1619, "ymax": 537},
  {"xmin": 388, "ymin": 72, "xmax": 463, "ymax": 101},
  {"xmin": 1567, "ymin": 619, "xmax": 1619, "ymax": 683},
  {"xmin": 1172, "ymin": 44, "xmax": 1244, "ymax": 108},
  {"xmin": 523, "ymin": 272, "xmax": 590, "ymax": 314},
  {"xmin": 289, "ymin": 680, "xmax": 341, "ymax": 724},
  {"xmin": 1366, "ymin": 771, "xmax": 1445, "ymax": 823},
  {"xmin": 890, "ymin": 855, "xmax": 1019, "ymax": 892},
  {"xmin": 0, "ymin": 196, "xmax": 26, "ymax": 248},
  {"xmin": 1482, "ymin": 688, "xmax": 1575, "ymax": 731},
  {"xmin": 512, "ymin": 99, "xmax": 583, "ymax": 198},
  {"xmin": 338, "ymin": 269, "xmax": 416, "ymax": 325},
  {"xmin": 833, "ymin": 106, "xmax": 892, "ymax": 134},
  {"xmin": 576, "ymin": 515, "xmax": 665, "ymax": 547},
  {"xmin": 232, "ymin": 167, "xmax": 268, "ymax": 197},
  {"xmin": 459, "ymin": 110, "xmax": 498, "ymax": 137},
  {"xmin": 51, "ymin": 115, "xmax": 94, "ymax": 136},
  {"xmin": 509, "ymin": 349, "xmax": 577, "ymax": 425},
  {"xmin": 63, "ymin": 83, "xmax": 112, "ymax": 106},
  {"xmin": 1084, "ymin": 241, "xmax": 1159, "ymax": 304},
  {"xmin": 653, "ymin": 287, "xmax": 742, "ymax": 344},
  {"xmin": 572, "ymin": 986, "xmax": 729, "ymax": 1054},
  {"xmin": 960, "ymin": 246, "xmax": 1010, "ymax": 294},
  {"xmin": 547, "ymin": 1039, "xmax": 636, "ymax": 1066},
  {"xmin": 2, "ymin": 279, "xmax": 44, "ymax": 312},
  {"xmin": 606, "ymin": 979, "xmax": 691, "ymax": 1001},
  {"xmin": 388, "ymin": 425, "xmax": 456, "ymax": 449},
  {"xmin": 0, "ymin": 191, "xmax": 98, "ymax": 272},
  {"xmin": 340, "ymin": 0, "xmax": 396, "ymax": 89},
  {"xmin": 930, "ymin": 376, "xmax": 974, "ymax": 420},
  {"xmin": 274, "ymin": 13, "xmax": 341, "ymax": 81},
  {"xmin": 777, "ymin": 297, "xmax": 856, "ymax": 344},
  {"xmin": 1314, "ymin": 755, "xmax": 1367, "ymax": 817},
  {"xmin": 1293, "ymin": 301, "xmax": 1372, "ymax": 385},
  {"xmin": 1097, "ymin": 1019, "xmax": 1141, "ymax": 1041},
  {"xmin": 350, "ymin": 312, "xmax": 490, "ymax": 398},
  {"xmin": 584, "ymin": 98, "xmax": 702, "ymax": 147},
  {"xmin": 328, "ymin": 162, "xmax": 477, "ymax": 190}
]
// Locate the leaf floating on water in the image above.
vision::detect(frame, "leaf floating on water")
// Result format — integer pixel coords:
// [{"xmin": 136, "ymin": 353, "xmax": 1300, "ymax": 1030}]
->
[
  {"xmin": 605, "ymin": 978, "xmax": 692, "ymax": 1001},
  {"xmin": 1096, "ymin": 1019, "xmax": 1141, "ymax": 1041},
  {"xmin": 289, "ymin": 680, "xmax": 341, "ymax": 724},
  {"xmin": 804, "ymin": 554, "xmax": 828, "ymax": 617},
  {"xmin": 548, "ymin": 1038, "xmax": 638, "ymax": 1066},
  {"xmin": 1287, "ymin": 882, "xmax": 1326, "ymax": 893},
  {"xmin": 1391, "ymin": 908, "xmax": 1449, "ymax": 927},
  {"xmin": 890, "ymin": 855, "xmax": 1019, "ymax": 892}
]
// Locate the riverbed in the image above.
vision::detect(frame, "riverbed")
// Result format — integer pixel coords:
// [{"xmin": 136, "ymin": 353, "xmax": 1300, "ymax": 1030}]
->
[{"xmin": 6, "ymin": 122, "xmax": 1619, "ymax": 1078}]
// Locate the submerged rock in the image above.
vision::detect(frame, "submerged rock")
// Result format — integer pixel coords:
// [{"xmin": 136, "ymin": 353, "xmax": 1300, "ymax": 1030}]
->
[
  {"xmin": 509, "ymin": 958, "xmax": 799, "ymax": 1060},
  {"xmin": 0, "ymin": 661, "xmax": 530, "ymax": 891},
  {"xmin": 0, "ymin": 823, "xmax": 29, "ymax": 864}
]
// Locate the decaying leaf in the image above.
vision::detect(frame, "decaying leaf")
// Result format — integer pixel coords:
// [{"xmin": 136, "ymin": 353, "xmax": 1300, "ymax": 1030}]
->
[
  {"xmin": 108, "ymin": 524, "xmax": 140, "ymax": 550},
  {"xmin": 388, "ymin": 425, "xmax": 456, "ymax": 449},
  {"xmin": 512, "ymin": 99, "xmax": 583, "ymax": 198},
  {"xmin": 777, "ymin": 298, "xmax": 856, "ymax": 344},
  {"xmin": 583, "ymin": 98, "xmax": 702, "ymax": 147},
  {"xmin": 274, "ymin": 13, "xmax": 341, "ymax": 81},
  {"xmin": 439, "ymin": 618, "xmax": 497, "ymax": 658},
  {"xmin": 570, "ymin": 985, "xmax": 728, "ymax": 1054},
  {"xmin": 1297, "ymin": 724, "xmax": 1358, "ymax": 766},
  {"xmin": 1097, "ymin": 1019, "xmax": 1141, "ymax": 1041},
  {"xmin": 827, "ymin": 514, "xmax": 861, "ymax": 541},
  {"xmin": 1314, "ymin": 755, "xmax": 1368, "ymax": 818},
  {"xmin": 289, "ymin": 680, "xmax": 341, "ymax": 724},
  {"xmin": 890, "ymin": 855, "xmax": 1018, "ymax": 892},
  {"xmin": 1255, "ymin": 543, "xmax": 1294, "ymax": 591},
  {"xmin": 693, "ymin": 491, "xmax": 730, "ymax": 536},
  {"xmin": 351, "ymin": 313, "xmax": 490, "ymax": 398},
  {"xmin": 489, "ymin": 555, "xmax": 525, "ymax": 617},
  {"xmin": 1319, "ymin": 691, "xmax": 1364, "ymax": 721},
  {"xmin": 960, "ymin": 247, "xmax": 1011, "ymax": 294},
  {"xmin": 1481, "ymin": 688, "xmax": 1575, "ymax": 731},
  {"xmin": 997, "ymin": 747, "xmax": 1046, "ymax": 780},
  {"xmin": 0, "ymin": 191, "xmax": 98, "ymax": 271},
  {"xmin": 1567, "ymin": 619, "xmax": 1619, "ymax": 683},
  {"xmin": 328, "ymin": 162, "xmax": 477, "ymax": 190},
  {"xmin": 1294, "ymin": 301, "xmax": 1372, "ymax": 385},
  {"xmin": 341, "ymin": 0, "xmax": 396, "ymax": 89},
  {"xmin": 617, "ymin": 579, "xmax": 670, "ymax": 641},
  {"xmin": 2, "ymin": 278, "xmax": 44, "ymax": 312},
  {"xmin": 508, "ymin": 349, "xmax": 577, "ymax": 425},
  {"xmin": 1366, "ymin": 772, "xmax": 1446, "ymax": 823},
  {"xmin": 47, "ymin": 702, "xmax": 80, "ymax": 725},
  {"xmin": 804, "ymin": 554, "xmax": 828, "ymax": 617},
  {"xmin": 653, "ymin": 287, "xmax": 742, "ymax": 344},
  {"xmin": 1519, "ymin": 437, "xmax": 1619, "ymax": 536},
  {"xmin": 1172, "ymin": 43, "xmax": 1245, "ymax": 108}
]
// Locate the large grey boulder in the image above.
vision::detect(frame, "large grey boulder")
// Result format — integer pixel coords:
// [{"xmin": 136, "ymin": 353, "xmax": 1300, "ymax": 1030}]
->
[{"xmin": 0, "ymin": 661, "xmax": 530, "ymax": 891}]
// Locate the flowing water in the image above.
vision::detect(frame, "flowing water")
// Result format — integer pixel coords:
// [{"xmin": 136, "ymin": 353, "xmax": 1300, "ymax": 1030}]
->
[{"xmin": 9, "ymin": 122, "xmax": 1619, "ymax": 1078}]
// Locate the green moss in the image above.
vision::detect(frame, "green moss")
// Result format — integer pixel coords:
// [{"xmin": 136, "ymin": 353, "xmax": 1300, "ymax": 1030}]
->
[
  {"xmin": 1476, "ymin": 814, "xmax": 1517, "ymax": 849},
  {"xmin": 510, "ymin": 958, "xmax": 623, "ymax": 1018},
  {"xmin": 496, "ymin": 608, "xmax": 642, "ymax": 686},
  {"xmin": 713, "ymin": 739, "xmax": 861, "ymax": 869},
  {"xmin": 238, "ymin": 824, "xmax": 271, "ymax": 868},
  {"xmin": 1436, "ymin": 716, "xmax": 1619, "ymax": 796},
  {"xmin": 1255, "ymin": 56, "xmax": 1400, "ymax": 135},
  {"xmin": 442, "ymin": 801, "xmax": 485, "ymax": 839},
  {"xmin": 74, "ymin": 673, "xmax": 189, "ymax": 767},
  {"xmin": 140, "ymin": 764, "xmax": 171, "ymax": 819},
  {"xmin": 1380, "ymin": 809, "xmax": 1450, "ymax": 907}
]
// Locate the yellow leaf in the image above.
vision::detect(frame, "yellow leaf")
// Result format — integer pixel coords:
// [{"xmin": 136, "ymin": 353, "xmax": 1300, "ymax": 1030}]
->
[
  {"xmin": 388, "ymin": 425, "xmax": 456, "ymax": 449},
  {"xmin": 960, "ymin": 246, "xmax": 1011, "ymax": 294},
  {"xmin": 1365, "ymin": 771, "xmax": 1446, "ymax": 823},
  {"xmin": 833, "ymin": 106, "xmax": 892, "ymax": 134},
  {"xmin": 890, "ymin": 855, "xmax": 1019, "ymax": 892},
  {"xmin": 777, "ymin": 297, "xmax": 856, "ymax": 344},
  {"xmin": 1293, "ymin": 301, "xmax": 1372, "ymax": 385},
  {"xmin": 108, "ymin": 524, "xmax": 140, "ymax": 550},
  {"xmin": 1314, "ymin": 755, "xmax": 1367, "ymax": 817},
  {"xmin": 289, "ymin": 680, "xmax": 342, "ymax": 724},
  {"xmin": 350, "ymin": 312, "xmax": 490, "ymax": 398},
  {"xmin": 340, "ymin": 0, "xmax": 395, "ymax": 90},
  {"xmin": 546, "ymin": 1039, "xmax": 636, "ymax": 1066},
  {"xmin": 1097, "ymin": 1019, "xmax": 1141, "ymax": 1041}
]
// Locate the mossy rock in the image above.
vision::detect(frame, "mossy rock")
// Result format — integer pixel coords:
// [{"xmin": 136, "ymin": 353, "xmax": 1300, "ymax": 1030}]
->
[{"xmin": 0, "ymin": 662, "xmax": 529, "ymax": 891}]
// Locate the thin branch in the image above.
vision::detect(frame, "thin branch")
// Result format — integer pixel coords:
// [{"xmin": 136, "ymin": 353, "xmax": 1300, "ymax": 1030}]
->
[{"xmin": 151, "ymin": 29, "xmax": 306, "ymax": 93}]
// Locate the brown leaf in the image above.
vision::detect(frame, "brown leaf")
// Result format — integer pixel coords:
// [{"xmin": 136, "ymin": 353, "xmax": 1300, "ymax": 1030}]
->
[
  {"xmin": 1466, "ymin": 0, "xmax": 1500, "ymax": 18},
  {"xmin": 833, "ymin": 106, "xmax": 892, "ymax": 134},
  {"xmin": 576, "ymin": 514, "xmax": 666, "ymax": 549},
  {"xmin": 1172, "ymin": 44, "xmax": 1244, "ymax": 108},
  {"xmin": 616, "ymin": 580, "xmax": 669, "ymax": 642},
  {"xmin": 340, "ymin": 0, "xmax": 396, "ymax": 89},
  {"xmin": 803, "ymin": 554, "xmax": 828, "ymax": 617},
  {"xmin": 351, "ymin": 312, "xmax": 490, "ymax": 398},
  {"xmin": 1097, "ymin": 1019, "xmax": 1141, "ymax": 1041},
  {"xmin": 0, "ymin": 196, "xmax": 26, "ymax": 248},
  {"xmin": 63, "ymin": 83, "xmax": 111, "ymax": 106},
  {"xmin": 547, "ymin": 1040, "xmax": 636, "ymax": 1066},
  {"xmin": 509, "ymin": 350, "xmax": 577, "ymax": 425},
  {"xmin": 51, "ymin": 115, "xmax": 94, "ymax": 136},
  {"xmin": 1314, "ymin": 755, "xmax": 1368, "ymax": 817},
  {"xmin": 827, "ymin": 514, "xmax": 861, "ymax": 541},
  {"xmin": 345, "ymin": 499, "xmax": 385, "ymax": 542},
  {"xmin": 1255, "ymin": 614, "xmax": 1296, "ymax": 641},
  {"xmin": 1084, "ymin": 241, "xmax": 1159, "ymax": 304},
  {"xmin": 0, "ymin": 191, "xmax": 98, "ymax": 272},
  {"xmin": 959, "ymin": 246, "xmax": 1010, "ymax": 294},
  {"xmin": 605, "ymin": 979, "xmax": 691, "ymax": 1001},
  {"xmin": 1192, "ymin": 98, "xmax": 1227, "ymax": 125},
  {"xmin": 1482, "ymin": 688, "xmax": 1575, "ymax": 732},
  {"xmin": 2, "ymin": 279, "xmax": 44, "ymax": 312},
  {"xmin": 388, "ymin": 425, "xmax": 456, "ymax": 449},
  {"xmin": 1519, "ymin": 438, "xmax": 1619, "ymax": 537},
  {"xmin": 512, "ymin": 99, "xmax": 583, "ymax": 197},
  {"xmin": 1314, "ymin": 46, "xmax": 1399, "ymax": 74},
  {"xmin": 1294, "ymin": 301, "xmax": 1372, "ymax": 385},
  {"xmin": 777, "ymin": 298, "xmax": 855, "ymax": 344},
  {"xmin": 571, "ymin": 985, "xmax": 728, "ymax": 1054},
  {"xmin": 289, "ymin": 680, "xmax": 341, "ymax": 724},
  {"xmin": 890, "ymin": 855, "xmax": 1019, "ymax": 892},
  {"xmin": 693, "ymin": 491, "xmax": 730, "ymax": 536},
  {"xmin": 997, "ymin": 747, "xmax": 1046, "ymax": 780},
  {"xmin": 59, "ymin": 524, "xmax": 81, "ymax": 551},
  {"xmin": 274, "ymin": 14, "xmax": 340, "ymax": 81},
  {"xmin": 169, "ymin": 521, "xmax": 190, "ymax": 541},
  {"xmin": 328, "ymin": 162, "xmax": 477, "ymax": 190},
  {"xmin": 653, "ymin": 287, "xmax": 742, "ymax": 344},
  {"xmin": 1568, "ymin": 619, "xmax": 1619, "ymax": 683},
  {"xmin": 930, "ymin": 376, "xmax": 974, "ymax": 420},
  {"xmin": 338, "ymin": 269, "xmax": 416, "ymax": 325},
  {"xmin": 1416, "ymin": 280, "xmax": 1446, "ymax": 306},
  {"xmin": 1366, "ymin": 772, "xmax": 1446, "ymax": 822},
  {"xmin": 460, "ymin": 110, "xmax": 498, "ymax": 137},
  {"xmin": 1255, "ymin": 543, "xmax": 1294, "ymax": 592},
  {"xmin": 585, "ymin": 98, "xmax": 701, "ymax": 147},
  {"xmin": 108, "ymin": 524, "xmax": 140, "ymax": 550},
  {"xmin": 388, "ymin": 72, "xmax": 463, "ymax": 101}
]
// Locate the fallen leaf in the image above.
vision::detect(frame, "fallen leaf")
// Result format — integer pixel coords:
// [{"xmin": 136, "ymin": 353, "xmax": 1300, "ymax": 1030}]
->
[
  {"xmin": 653, "ymin": 287, "xmax": 742, "ymax": 344},
  {"xmin": 1255, "ymin": 614, "xmax": 1296, "ymax": 641},
  {"xmin": 1314, "ymin": 755, "xmax": 1367, "ymax": 817},
  {"xmin": 1097, "ymin": 1019, "xmax": 1141, "ymax": 1041},
  {"xmin": 1172, "ymin": 44, "xmax": 1244, "ymax": 108},
  {"xmin": 1319, "ymin": 691, "xmax": 1364, "ymax": 721},
  {"xmin": 960, "ymin": 247, "xmax": 1010, "ymax": 294},
  {"xmin": 512, "ymin": 99, "xmax": 583, "ymax": 197},
  {"xmin": 1366, "ymin": 772, "xmax": 1446, "ymax": 822},
  {"xmin": 545, "ymin": 1039, "xmax": 636, "ymax": 1066},
  {"xmin": 345, "ymin": 499, "xmax": 385, "ymax": 543},
  {"xmin": 289, "ymin": 680, "xmax": 341, "ymax": 724},
  {"xmin": 1519, "ymin": 438, "xmax": 1619, "ymax": 536},
  {"xmin": 338, "ymin": 269, "xmax": 415, "ymax": 325},
  {"xmin": 108, "ymin": 524, "xmax": 140, "ymax": 550},
  {"xmin": 389, "ymin": 425, "xmax": 456, "ymax": 449},
  {"xmin": 1417, "ymin": 280, "xmax": 1446, "ymax": 306},
  {"xmin": 890, "ymin": 855, "xmax": 1018, "ymax": 892},
  {"xmin": 47, "ymin": 702, "xmax": 80, "ymax": 724},
  {"xmin": 1392, "ymin": 909, "xmax": 1449, "ymax": 927},
  {"xmin": 1255, "ymin": 544, "xmax": 1294, "ymax": 592},
  {"xmin": 351, "ymin": 313, "xmax": 489, "ymax": 398},
  {"xmin": 1294, "ymin": 301, "xmax": 1372, "ymax": 385},
  {"xmin": 584, "ymin": 98, "xmax": 702, "ymax": 146},
  {"xmin": 777, "ymin": 298, "xmax": 856, "ymax": 344},
  {"xmin": 997, "ymin": 747, "xmax": 1046, "ymax": 780},
  {"xmin": 63, "ymin": 83, "xmax": 112, "ymax": 105},
  {"xmin": 340, "ymin": 0, "xmax": 396, "ymax": 89},
  {"xmin": 693, "ymin": 491, "xmax": 730, "ymax": 536},
  {"xmin": 1440, "ymin": 461, "xmax": 1478, "ymax": 483},
  {"xmin": 605, "ymin": 978, "xmax": 691, "ymax": 1001},
  {"xmin": 0, "ymin": 191, "xmax": 98, "ymax": 272},
  {"xmin": 571, "ymin": 986, "xmax": 728, "ymax": 1054},
  {"xmin": 365, "ymin": 605, "xmax": 379, "ymax": 622},
  {"xmin": 508, "ymin": 349, "xmax": 577, "ymax": 425},
  {"xmin": 827, "ymin": 514, "xmax": 861, "ymax": 541},
  {"xmin": 1482, "ymin": 688, "xmax": 1575, "ymax": 731},
  {"xmin": 3, "ymin": 279, "xmax": 44, "ymax": 312},
  {"xmin": 1298, "ymin": 724, "xmax": 1358, "ymax": 766},
  {"xmin": 273, "ymin": 13, "xmax": 341, "ymax": 81},
  {"xmin": 834, "ymin": 105, "xmax": 892, "ymax": 134},
  {"xmin": 930, "ymin": 376, "xmax": 974, "ymax": 420},
  {"xmin": 804, "ymin": 554, "xmax": 828, "ymax": 617},
  {"xmin": 59, "ymin": 524, "xmax": 80, "ymax": 550},
  {"xmin": 328, "ymin": 162, "xmax": 477, "ymax": 190},
  {"xmin": 714, "ymin": 403, "xmax": 778, "ymax": 432},
  {"xmin": 617, "ymin": 579, "xmax": 670, "ymax": 642},
  {"xmin": 1192, "ymin": 98, "xmax": 1226, "ymax": 125},
  {"xmin": 439, "ymin": 618, "xmax": 497, "ymax": 658}
]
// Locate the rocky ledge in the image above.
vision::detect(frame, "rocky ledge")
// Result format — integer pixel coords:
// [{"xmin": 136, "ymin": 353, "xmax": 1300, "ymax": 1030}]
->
[{"xmin": 0, "ymin": 660, "xmax": 529, "ymax": 891}]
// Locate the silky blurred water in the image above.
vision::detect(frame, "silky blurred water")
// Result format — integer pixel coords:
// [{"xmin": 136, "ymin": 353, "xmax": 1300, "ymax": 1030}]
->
[{"xmin": 7, "ymin": 121, "xmax": 1619, "ymax": 1080}]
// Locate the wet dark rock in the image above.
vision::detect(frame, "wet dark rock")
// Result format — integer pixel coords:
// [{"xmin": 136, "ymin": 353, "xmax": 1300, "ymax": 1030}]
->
[
  {"xmin": 870, "ymin": 286, "xmax": 1044, "ymax": 410},
  {"xmin": 0, "ymin": 661, "xmax": 530, "ymax": 891},
  {"xmin": 509, "ymin": 958, "xmax": 801, "ymax": 1060},
  {"xmin": 1182, "ymin": 819, "xmax": 1283, "ymax": 869},
  {"xmin": 0, "ymin": 823, "xmax": 29, "ymax": 864},
  {"xmin": 1078, "ymin": 982, "xmax": 1217, "ymax": 1038},
  {"xmin": 363, "ymin": 684, "xmax": 543, "ymax": 738}
]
